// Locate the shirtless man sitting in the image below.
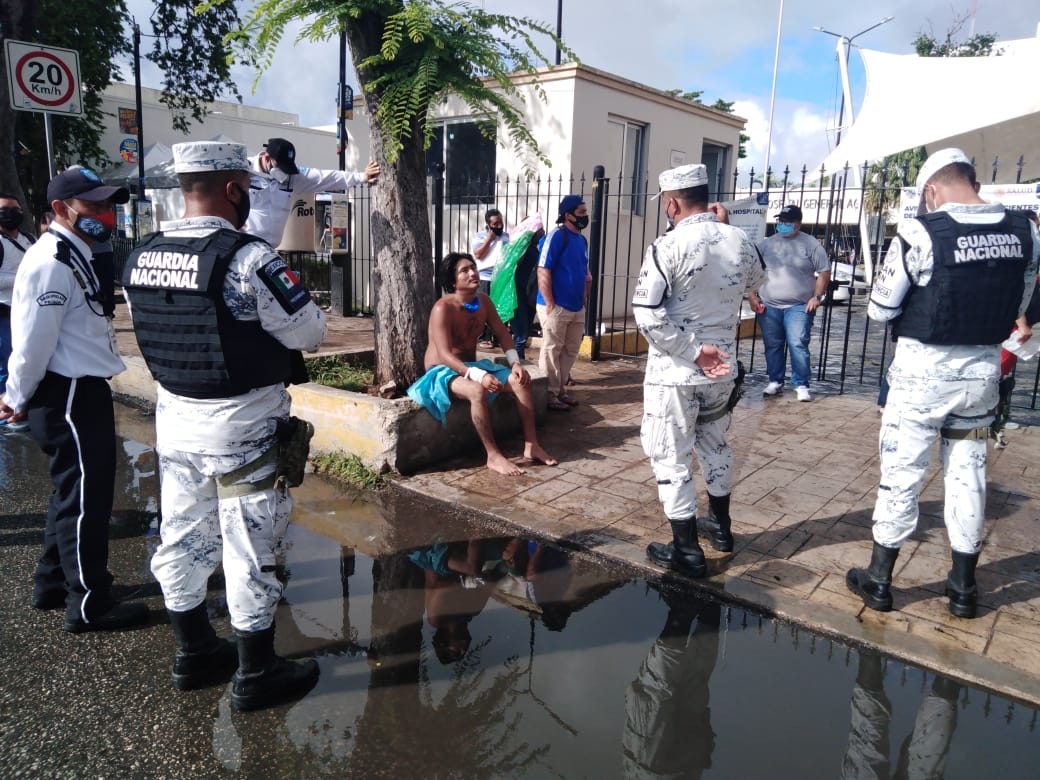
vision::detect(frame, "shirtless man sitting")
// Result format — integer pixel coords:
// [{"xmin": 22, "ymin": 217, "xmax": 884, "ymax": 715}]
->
[{"xmin": 412, "ymin": 251, "xmax": 557, "ymax": 475}]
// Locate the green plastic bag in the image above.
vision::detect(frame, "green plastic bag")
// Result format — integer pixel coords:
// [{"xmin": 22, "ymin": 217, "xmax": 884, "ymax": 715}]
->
[{"xmin": 489, "ymin": 214, "xmax": 543, "ymax": 323}]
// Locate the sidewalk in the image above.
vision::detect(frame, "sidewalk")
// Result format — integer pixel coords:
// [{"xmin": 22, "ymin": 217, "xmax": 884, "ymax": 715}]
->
[{"xmin": 112, "ymin": 305, "xmax": 1040, "ymax": 706}]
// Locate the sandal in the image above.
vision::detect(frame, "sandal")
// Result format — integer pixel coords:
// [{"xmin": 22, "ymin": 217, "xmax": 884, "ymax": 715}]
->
[
  {"xmin": 558, "ymin": 393, "xmax": 579, "ymax": 406},
  {"xmin": 547, "ymin": 399, "xmax": 570, "ymax": 411}
]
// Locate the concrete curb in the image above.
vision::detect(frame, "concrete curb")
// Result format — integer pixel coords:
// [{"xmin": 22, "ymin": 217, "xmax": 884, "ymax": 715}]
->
[{"xmin": 110, "ymin": 355, "xmax": 548, "ymax": 474}]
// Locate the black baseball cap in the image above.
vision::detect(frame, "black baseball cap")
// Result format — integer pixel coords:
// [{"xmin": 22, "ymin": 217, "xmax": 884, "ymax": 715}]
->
[
  {"xmin": 775, "ymin": 204, "xmax": 802, "ymax": 223},
  {"xmin": 264, "ymin": 137, "xmax": 300, "ymax": 175},
  {"xmin": 47, "ymin": 167, "xmax": 130, "ymax": 204}
]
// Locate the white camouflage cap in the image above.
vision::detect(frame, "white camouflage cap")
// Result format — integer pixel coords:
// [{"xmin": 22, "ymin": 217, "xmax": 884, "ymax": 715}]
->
[
  {"xmin": 172, "ymin": 141, "xmax": 249, "ymax": 174},
  {"xmin": 652, "ymin": 163, "xmax": 709, "ymax": 199},
  {"xmin": 915, "ymin": 148, "xmax": 972, "ymax": 189}
]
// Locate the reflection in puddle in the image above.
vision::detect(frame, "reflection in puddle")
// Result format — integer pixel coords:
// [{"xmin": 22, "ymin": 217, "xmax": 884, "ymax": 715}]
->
[{"xmin": 206, "ymin": 515, "xmax": 1039, "ymax": 779}]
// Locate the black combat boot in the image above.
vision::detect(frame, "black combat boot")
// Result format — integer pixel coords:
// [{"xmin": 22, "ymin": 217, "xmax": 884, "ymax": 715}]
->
[
  {"xmin": 697, "ymin": 493, "xmax": 734, "ymax": 552},
  {"xmin": 845, "ymin": 542, "xmax": 900, "ymax": 612},
  {"xmin": 168, "ymin": 603, "xmax": 239, "ymax": 691},
  {"xmin": 647, "ymin": 518, "xmax": 707, "ymax": 578},
  {"xmin": 231, "ymin": 625, "xmax": 320, "ymax": 711},
  {"xmin": 946, "ymin": 550, "xmax": 980, "ymax": 619}
]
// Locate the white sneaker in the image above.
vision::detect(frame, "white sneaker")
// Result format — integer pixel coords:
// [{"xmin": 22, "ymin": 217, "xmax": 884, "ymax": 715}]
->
[
  {"xmin": 795, "ymin": 386, "xmax": 812, "ymax": 402},
  {"xmin": 763, "ymin": 381, "xmax": 783, "ymax": 396}
]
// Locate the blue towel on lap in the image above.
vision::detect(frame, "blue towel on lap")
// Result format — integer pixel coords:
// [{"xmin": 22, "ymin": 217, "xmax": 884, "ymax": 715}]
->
[{"xmin": 406, "ymin": 359, "xmax": 512, "ymax": 425}]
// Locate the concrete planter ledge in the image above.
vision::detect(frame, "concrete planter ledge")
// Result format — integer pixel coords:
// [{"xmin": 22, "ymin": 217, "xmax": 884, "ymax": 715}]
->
[{"xmin": 110, "ymin": 355, "xmax": 547, "ymax": 475}]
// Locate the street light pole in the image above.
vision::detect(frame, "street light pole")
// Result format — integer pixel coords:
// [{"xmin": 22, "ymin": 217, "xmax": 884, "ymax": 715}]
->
[
  {"xmin": 555, "ymin": 0, "xmax": 563, "ymax": 65},
  {"xmin": 763, "ymin": 0, "xmax": 785, "ymax": 184},
  {"xmin": 813, "ymin": 16, "xmax": 894, "ymax": 146}
]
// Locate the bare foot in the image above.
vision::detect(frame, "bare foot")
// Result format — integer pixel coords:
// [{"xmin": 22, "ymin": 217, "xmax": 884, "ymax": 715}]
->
[
  {"xmin": 487, "ymin": 452, "xmax": 525, "ymax": 476},
  {"xmin": 524, "ymin": 443, "xmax": 558, "ymax": 466}
]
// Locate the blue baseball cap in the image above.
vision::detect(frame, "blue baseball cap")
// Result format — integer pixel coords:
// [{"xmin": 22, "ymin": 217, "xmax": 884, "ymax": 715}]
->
[
  {"xmin": 47, "ymin": 167, "xmax": 130, "ymax": 204},
  {"xmin": 558, "ymin": 194, "xmax": 585, "ymax": 217}
]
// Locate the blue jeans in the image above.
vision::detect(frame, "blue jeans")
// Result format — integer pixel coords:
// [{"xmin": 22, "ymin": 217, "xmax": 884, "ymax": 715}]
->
[{"xmin": 758, "ymin": 304, "xmax": 815, "ymax": 388}]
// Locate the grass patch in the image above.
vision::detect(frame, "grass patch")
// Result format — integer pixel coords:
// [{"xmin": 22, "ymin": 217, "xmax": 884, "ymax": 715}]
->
[
  {"xmin": 305, "ymin": 355, "xmax": 374, "ymax": 392},
  {"xmin": 312, "ymin": 452, "xmax": 387, "ymax": 489}
]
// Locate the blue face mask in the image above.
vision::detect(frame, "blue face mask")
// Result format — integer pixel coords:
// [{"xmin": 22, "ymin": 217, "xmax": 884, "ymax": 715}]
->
[{"xmin": 775, "ymin": 222, "xmax": 795, "ymax": 236}]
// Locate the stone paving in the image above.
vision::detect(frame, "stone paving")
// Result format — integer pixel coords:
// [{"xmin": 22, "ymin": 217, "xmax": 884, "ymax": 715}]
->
[{"xmin": 111, "ymin": 304, "xmax": 1040, "ymax": 707}]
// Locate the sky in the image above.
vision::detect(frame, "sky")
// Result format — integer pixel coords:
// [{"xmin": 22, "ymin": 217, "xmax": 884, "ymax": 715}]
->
[{"xmin": 122, "ymin": 0, "xmax": 1040, "ymax": 177}]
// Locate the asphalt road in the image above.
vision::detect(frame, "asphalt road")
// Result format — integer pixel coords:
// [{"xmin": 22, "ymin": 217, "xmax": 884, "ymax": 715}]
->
[{"xmin": 0, "ymin": 410, "xmax": 335, "ymax": 779}]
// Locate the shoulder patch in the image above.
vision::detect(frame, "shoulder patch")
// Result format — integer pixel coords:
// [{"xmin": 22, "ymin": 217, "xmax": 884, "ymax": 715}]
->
[
  {"xmin": 257, "ymin": 257, "xmax": 312, "ymax": 314},
  {"xmin": 37, "ymin": 291, "xmax": 68, "ymax": 307}
]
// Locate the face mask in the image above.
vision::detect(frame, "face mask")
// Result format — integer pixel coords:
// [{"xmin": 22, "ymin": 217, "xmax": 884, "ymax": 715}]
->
[
  {"xmin": 664, "ymin": 201, "xmax": 676, "ymax": 231},
  {"xmin": 490, "ymin": 226, "xmax": 504, "ymax": 236},
  {"xmin": 775, "ymin": 222, "xmax": 795, "ymax": 236},
  {"xmin": 0, "ymin": 207, "xmax": 23, "ymax": 230},
  {"xmin": 69, "ymin": 206, "xmax": 115, "ymax": 242},
  {"xmin": 270, "ymin": 167, "xmax": 290, "ymax": 185},
  {"xmin": 573, "ymin": 214, "xmax": 589, "ymax": 230},
  {"xmin": 231, "ymin": 184, "xmax": 251, "ymax": 229}
]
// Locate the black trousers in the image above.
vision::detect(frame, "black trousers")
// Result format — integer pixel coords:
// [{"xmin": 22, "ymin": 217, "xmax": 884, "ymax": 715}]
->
[{"xmin": 28, "ymin": 373, "xmax": 116, "ymax": 621}]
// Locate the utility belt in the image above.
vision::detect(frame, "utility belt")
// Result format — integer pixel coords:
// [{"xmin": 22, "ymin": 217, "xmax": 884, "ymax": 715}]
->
[
  {"xmin": 941, "ymin": 408, "xmax": 997, "ymax": 441},
  {"xmin": 215, "ymin": 416, "xmax": 315, "ymax": 498},
  {"xmin": 698, "ymin": 361, "xmax": 746, "ymax": 423}
]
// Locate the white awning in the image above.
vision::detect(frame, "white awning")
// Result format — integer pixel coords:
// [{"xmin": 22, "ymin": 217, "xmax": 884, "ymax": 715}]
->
[{"xmin": 817, "ymin": 39, "xmax": 1040, "ymax": 181}]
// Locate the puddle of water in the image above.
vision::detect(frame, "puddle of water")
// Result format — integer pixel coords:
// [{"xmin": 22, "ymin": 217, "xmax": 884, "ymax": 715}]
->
[
  {"xmin": 255, "ymin": 519, "xmax": 1038, "ymax": 780},
  {"xmin": 1, "ymin": 405, "xmax": 1037, "ymax": 778}
]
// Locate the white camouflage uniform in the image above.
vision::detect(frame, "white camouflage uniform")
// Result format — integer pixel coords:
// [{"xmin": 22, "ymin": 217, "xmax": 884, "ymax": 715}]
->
[
  {"xmin": 622, "ymin": 604, "xmax": 721, "ymax": 780},
  {"xmin": 868, "ymin": 203, "xmax": 1039, "ymax": 553},
  {"xmin": 244, "ymin": 154, "xmax": 366, "ymax": 246},
  {"xmin": 633, "ymin": 212, "xmax": 765, "ymax": 520},
  {"xmin": 149, "ymin": 215, "xmax": 327, "ymax": 632}
]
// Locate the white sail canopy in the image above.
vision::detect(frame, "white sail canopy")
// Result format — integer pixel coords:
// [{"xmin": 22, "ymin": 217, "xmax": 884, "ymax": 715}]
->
[{"xmin": 817, "ymin": 37, "xmax": 1040, "ymax": 181}]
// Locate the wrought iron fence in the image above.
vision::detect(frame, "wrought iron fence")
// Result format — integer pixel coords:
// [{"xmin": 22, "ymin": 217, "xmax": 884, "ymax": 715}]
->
[{"xmin": 114, "ymin": 153, "xmax": 1040, "ymax": 414}]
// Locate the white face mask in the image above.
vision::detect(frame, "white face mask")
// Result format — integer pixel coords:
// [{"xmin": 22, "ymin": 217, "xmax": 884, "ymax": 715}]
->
[{"xmin": 270, "ymin": 167, "xmax": 290, "ymax": 185}]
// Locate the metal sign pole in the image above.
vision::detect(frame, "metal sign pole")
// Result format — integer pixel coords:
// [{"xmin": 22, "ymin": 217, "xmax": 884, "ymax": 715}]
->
[{"xmin": 43, "ymin": 113, "xmax": 55, "ymax": 179}]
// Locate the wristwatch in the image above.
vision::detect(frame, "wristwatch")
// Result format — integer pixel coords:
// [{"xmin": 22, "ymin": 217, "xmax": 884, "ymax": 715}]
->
[{"xmin": 815, "ymin": 294, "xmax": 826, "ymax": 303}]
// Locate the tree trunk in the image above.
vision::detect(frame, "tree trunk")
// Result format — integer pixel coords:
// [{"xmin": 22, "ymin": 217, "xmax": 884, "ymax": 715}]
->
[
  {"xmin": 346, "ymin": 12, "xmax": 435, "ymax": 392},
  {"xmin": 366, "ymin": 118, "xmax": 435, "ymax": 391},
  {"xmin": 0, "ymin": 0, "xmax": 36, "ymax": 228}
]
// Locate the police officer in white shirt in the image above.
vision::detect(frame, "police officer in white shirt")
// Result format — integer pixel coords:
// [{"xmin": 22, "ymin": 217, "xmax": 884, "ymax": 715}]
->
[
  {"xmin": 122, "ymin": 140, "xmax": 328, "ymax": 710},
  {"xmin": 244, "ymin": 137, "xmax": 379, "ymax": 246},
  {"xmin": 847, "ymin": 149, "xmax": 1039, "ymax": 619},
  {"xmin": 0, "ymin": 167, "xmax": 149, "ymax": 633},
  {"xmin": 0, "ymin": 192, "xmax": 35, "ymax": 409}
]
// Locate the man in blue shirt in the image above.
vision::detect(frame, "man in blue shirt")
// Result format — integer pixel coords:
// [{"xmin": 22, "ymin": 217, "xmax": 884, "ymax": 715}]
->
[{"xmin": 537, "ymin": 194, "xmax": 591, "ymax": 411}]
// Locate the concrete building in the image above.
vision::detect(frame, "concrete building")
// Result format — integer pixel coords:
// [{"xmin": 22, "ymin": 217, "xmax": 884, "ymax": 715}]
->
[{"xmin": 426, "ymin": 63, "xmax": 746, "ymax": 322}]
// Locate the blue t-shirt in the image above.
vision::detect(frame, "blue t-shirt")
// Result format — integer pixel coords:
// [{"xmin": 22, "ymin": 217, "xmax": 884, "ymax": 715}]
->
[{"xmin": 536, "ymin": 226, "xmax": 588, "ymax": 311}]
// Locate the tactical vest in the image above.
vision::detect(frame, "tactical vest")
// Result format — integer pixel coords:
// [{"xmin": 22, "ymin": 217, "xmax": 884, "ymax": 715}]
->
[
  {"xmin": 893, "ymin": 211, "xmax": 1032, "ymax": 345},
  {"xmin": 121, "ymin": 229, "xmax": 292, "ymax": 398}
]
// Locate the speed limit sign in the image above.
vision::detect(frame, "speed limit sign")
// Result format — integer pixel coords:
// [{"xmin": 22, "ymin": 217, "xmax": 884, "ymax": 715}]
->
[{"xmin": 5, "ymin": 40, "xmax": 82, "ymax": 115}]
